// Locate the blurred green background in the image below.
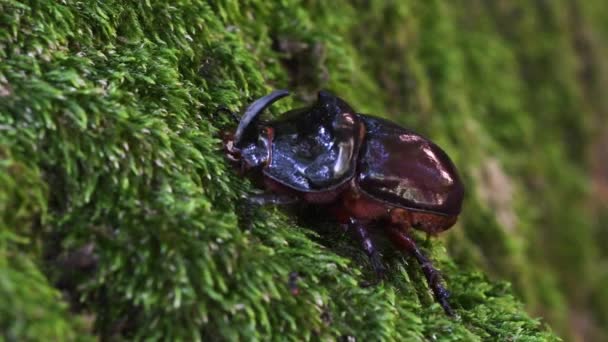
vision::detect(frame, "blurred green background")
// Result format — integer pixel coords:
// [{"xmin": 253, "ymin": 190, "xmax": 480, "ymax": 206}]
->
[{"xmin": 1, "ymin": 0, "xmax": 607, "ymax": 340}]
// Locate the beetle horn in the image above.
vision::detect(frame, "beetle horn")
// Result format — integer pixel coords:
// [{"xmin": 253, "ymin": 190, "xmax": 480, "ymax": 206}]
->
[
  {"xmin": 234, "ymin": 89, "xmax": 290, "ymax": 146},
  {"xmin": 317, "ymin": 90, "xmax": 355, "ymax": 115},
  {"xmin": 317, "ymin": 90, "xmax": 336, "ymax": 102}
]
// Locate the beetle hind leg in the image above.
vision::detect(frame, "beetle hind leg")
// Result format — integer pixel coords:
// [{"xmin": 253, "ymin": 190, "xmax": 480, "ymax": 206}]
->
[
  {"xmin": 348, "ymin": 218, "xmax": 387, "ymax": 286},
  {"xmin": 387, "ymin": 227, "xmax": 454, "ymax": 316}
]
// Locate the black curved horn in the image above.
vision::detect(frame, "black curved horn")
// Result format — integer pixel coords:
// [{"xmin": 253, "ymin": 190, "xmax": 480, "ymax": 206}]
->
[{"xmin": 234, "ymin": 89, "xmax": 290, "ymax": 146}]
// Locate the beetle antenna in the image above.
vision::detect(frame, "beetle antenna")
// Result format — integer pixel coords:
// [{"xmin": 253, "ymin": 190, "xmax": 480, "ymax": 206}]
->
[{"xmin": 234, "ymin": 89, "xmax": 290, "ymax": 146}]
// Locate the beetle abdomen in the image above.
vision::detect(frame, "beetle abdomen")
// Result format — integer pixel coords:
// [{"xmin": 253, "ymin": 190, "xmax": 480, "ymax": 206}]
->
[{"xmin": 356, "ymin": 115, "xmax": 464, "ymax": 216}]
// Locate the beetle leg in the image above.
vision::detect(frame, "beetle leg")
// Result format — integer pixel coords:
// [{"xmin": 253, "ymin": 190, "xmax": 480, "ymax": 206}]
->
[
  {"xmin": 246, "ymin": 193, "xmax": 299, "ymax": 206},
  {"xmin": 348, "ymin": 218, "xmax": 386, "ymax": 286},
  {"xmin": 237, "ymin": 193, "xmax": 299, "ymax": 230},
  {"xmin": 387, "ymin": 227, "xmax": 454, "ymax": 316}
]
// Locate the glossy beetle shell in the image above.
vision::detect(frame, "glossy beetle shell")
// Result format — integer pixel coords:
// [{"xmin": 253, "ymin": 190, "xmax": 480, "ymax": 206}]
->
[{"xmin": 356, "ymin": 115, "xmax": 464, "ymax": 216}]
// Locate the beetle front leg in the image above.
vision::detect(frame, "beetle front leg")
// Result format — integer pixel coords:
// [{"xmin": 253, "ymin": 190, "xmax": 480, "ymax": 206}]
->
[
  {"xmin": 387, "ymin": 227, "xmax": 454, "ymax": 316},
  {"xmin": 348, "ymin": 218, "xmax": 387, "ymax": 286},
  {"xmin": 237, "ymin": 193, "xmax": 299, "ymax": 230},
  {"xmin": 246, "ymin": 193, "xmax": 299, "ymax": 206}
]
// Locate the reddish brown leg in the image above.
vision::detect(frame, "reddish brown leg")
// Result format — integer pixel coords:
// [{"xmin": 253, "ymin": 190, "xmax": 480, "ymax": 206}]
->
[
  {"xmin": 387, "ymin": 227, "xmax": 454, "ymax": 316},
  {"xmin": 349, "ymin": 218, "xmax": 386, "ymax": 285}
]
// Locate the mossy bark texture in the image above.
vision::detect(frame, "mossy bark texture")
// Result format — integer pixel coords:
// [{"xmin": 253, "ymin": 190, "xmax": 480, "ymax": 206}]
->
[{"xmin": 2, "ymin": 1, "xmax": 608, "ymax": 341}]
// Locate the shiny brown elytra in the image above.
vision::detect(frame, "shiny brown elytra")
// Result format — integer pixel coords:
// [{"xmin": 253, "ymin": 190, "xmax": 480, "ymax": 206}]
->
[{"xmin": 224, "ymin": 90, "xmax": 464, "ymax": 315}]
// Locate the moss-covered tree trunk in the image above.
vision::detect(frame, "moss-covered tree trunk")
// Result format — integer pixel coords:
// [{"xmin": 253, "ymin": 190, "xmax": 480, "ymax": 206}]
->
[{"xmin": 2, "ymin": 1, "xmax": 607, "ymax": 340}]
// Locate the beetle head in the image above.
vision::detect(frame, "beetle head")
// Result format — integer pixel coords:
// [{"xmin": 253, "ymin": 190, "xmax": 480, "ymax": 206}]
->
[
  {"xmin": 225, "ymin": 89, "xmax": 356, "ymax": 171},
  {"xmin": 225, "ymin": 90, "xmax": 290, "ymax": 170}
]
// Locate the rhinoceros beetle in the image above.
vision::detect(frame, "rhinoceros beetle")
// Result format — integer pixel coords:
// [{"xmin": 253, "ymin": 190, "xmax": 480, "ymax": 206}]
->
[{"xmin": 224, "ymin": 90, "xmax": 464, "ymax": 315}]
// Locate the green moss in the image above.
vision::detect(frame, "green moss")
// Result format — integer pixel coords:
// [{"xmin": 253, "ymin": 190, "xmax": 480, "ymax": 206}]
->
[
  {"xmin": 0, "ymin": 150, "xmax": 92, "ymax": 340},
  {"xmin": 1, "ymin": 0, "xmax": 607, "ymax": 340}
]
